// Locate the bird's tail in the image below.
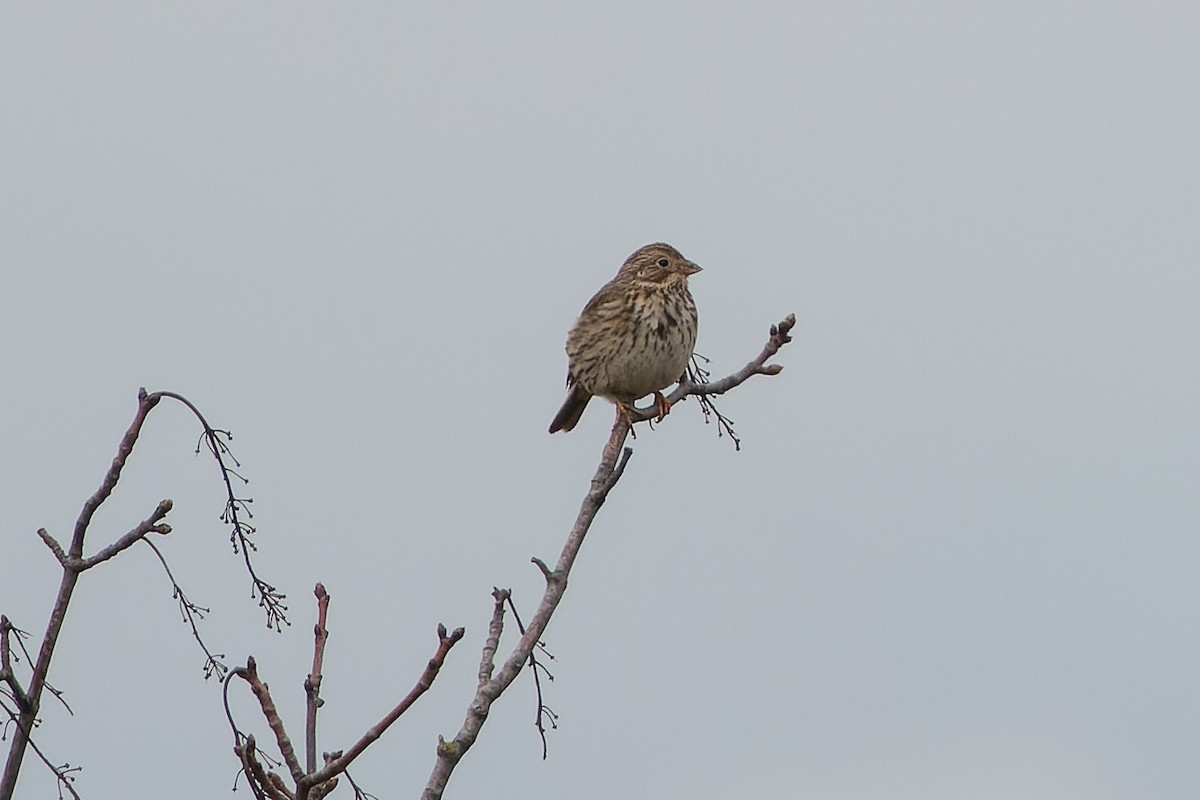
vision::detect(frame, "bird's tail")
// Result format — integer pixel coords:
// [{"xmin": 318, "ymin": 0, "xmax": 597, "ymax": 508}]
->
[{"xmin": 549, "ymin": 384, "xmax": 592, "ymax": 433}]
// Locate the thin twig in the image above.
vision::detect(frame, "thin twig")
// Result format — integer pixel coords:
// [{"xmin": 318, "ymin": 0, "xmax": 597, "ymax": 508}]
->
[
  {"xmin": 0, "ymin": 701, "xmax": 82, "ymax": 800},
  {"xmin": 140, "ymin": 539, "xmax": 228, "ymax": 679},
  {"xmin": 156, "ymin": 391, "xmax": 289, "ymax": 631},
  {"xmin": 342, "ymin": 768, "xmax": 379, "ymax": 800},
  {"xmin": 688, "ymin": 353, "xmax": 742, "ymax": 449},
  {"xmin": 504, "ymin": 595, "xmax": 556, "ymax": 759}
]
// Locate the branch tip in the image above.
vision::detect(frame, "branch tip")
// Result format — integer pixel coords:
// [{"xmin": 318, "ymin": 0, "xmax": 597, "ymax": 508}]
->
[
  {"xmin": 531, "ymin": 557, "xmax": 553, "ymax": 580},
  {"xmin": 36, "ymin": 528, "xmax": 68, "ymax": 565}
]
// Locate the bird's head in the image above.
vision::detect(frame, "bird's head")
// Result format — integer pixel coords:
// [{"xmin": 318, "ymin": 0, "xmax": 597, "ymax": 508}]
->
[{"xmin": 619, "ymin": 242, "xmax": 703, "ymax": 286}]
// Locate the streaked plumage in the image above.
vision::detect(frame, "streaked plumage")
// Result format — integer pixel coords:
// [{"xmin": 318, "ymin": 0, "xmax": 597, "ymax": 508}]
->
[{"xmin": 549, "ymin": 243, "xmax": 701, "ymax": 433}]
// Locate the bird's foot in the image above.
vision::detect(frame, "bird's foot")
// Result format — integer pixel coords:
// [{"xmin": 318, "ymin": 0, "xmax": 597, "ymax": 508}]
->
[
  {"xmin": 653, "ymin": 391, "xmax": 671, "ymax": 422},
  {"xmin": 615, "ymin": 399, "xmax": 638, "ymax": 438}
]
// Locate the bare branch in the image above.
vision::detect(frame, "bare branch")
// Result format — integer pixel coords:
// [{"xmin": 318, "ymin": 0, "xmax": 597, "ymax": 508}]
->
[
  {"xmin": 155, "ymin": 390, "xmax": 289, "ymax": 631},
  {"xmin": 422, "ymin": 312, "xmax": 795, "ymax": 798},
  {"xmin": 1, "ymin": 642, "xmax": 80, "ymax": 800},
  {"xmin": 228, "ymin": 601, "xmax": 464, "ymax": 800},
  {"xmin": 0, "ymin": 619, "xmax": 29, "ymax": 714},
  {"xmin": 503, "ymin": 595, "xmax": 556, "ymax": 759},
  {"xmin": 632, "ymin": 312, "xmax": 797, "ymax": 446},
  {"xmin": 238, "ymin": 657, "xmax": 305, "ymax": 784},
  {"xmin": 304, "ymin": 584, "xmax": 331, "ymax": 774},
  {"xmin": 478, "ymin": 590, "xmax": 509, "ymax": 687},
  {"xmin": 687, "ymin": 353, "xmax": 742, "ymax": 448},
  {"xmin": 79, "ymin": 499, "xmax": 173, "ymax": 570},
  {"xmin": 0, "ymin": 707, "xmax": 81, "ymax": 800},
  {"xmin": 68, "ymin": 388, "xmax": 162, "ymax": 558},
  {"xmin": 140, "ymin": 539, "xmax": 228, "ymax": 679},
  {"xmin": 604, "ymin": 446, "xmax": 634, "ymax": 492},
  {"xmin": 2, "ymin": 388, "xmax": 163, "ymax": 799},
  {"xmin": 236, "ymin": 734, "xmax": 292, "ymax": 800},
  {"xmin": 3, "ymin": 388, "xmax": 291, "ymax": 797},
  {"xmin": 669, "ymin": 313, "xmax": 795, "ymax": 401},
  {"xmin": 297, "ymin": 625, "xmax": 465, "ymax": 798},
  {"xmin": 423, "ymin": 413, "xmax": 633, "ymax": 799},
  {"xmin": 34, "ymin": 530, "xmax": 69, "ymax": 569},
  {"xmin": 341, "ymin": 769, "xmax": 379, "ymax": 800},
  {"xmin": 530, "ymin": 557, "xmax": 553, "ymax": 581}
]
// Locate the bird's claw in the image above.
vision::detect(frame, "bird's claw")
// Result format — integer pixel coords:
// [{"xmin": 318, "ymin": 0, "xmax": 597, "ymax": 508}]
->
[{"xmin": 653, "ymin": 391, "xmax": 670, "ymax": 422}]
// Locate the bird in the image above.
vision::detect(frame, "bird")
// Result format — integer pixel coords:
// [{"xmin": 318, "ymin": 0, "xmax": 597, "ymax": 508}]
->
[{"xmin": 549, "ymin": 242, "xmax": 701, "ymax": 433}]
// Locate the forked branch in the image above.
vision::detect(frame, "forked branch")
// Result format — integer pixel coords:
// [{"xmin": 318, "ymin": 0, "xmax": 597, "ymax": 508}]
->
[
  {"xmin": 649, "ymin": 312, "xmax": 796, "ymax": 449},
  {"xmin": 670, "ymin": 313, "xmax": 795, "ymax": 401},
  {"xmin": 1, "ymin": 389, "xmax": 164, "ymax": 799},
  {"xmin": 230, "ymin": 587, "xmax": 465, "ymax": 800},
  {"xmin": 422, "ymin": 312, "xmax": 794, "ymax": 799},
  {"xmin": 1, "ymin": 388, "xmax": 285, "ymax": 800}
]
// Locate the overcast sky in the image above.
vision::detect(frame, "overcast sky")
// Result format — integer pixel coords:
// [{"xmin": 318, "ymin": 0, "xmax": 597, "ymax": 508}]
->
[{"xmin": 3, "ymin": 3, "xmax": 1199, "ymax": 799}]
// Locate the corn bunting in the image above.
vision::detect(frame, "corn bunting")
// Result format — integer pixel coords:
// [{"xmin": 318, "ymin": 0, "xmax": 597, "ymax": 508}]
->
[{"xmin": 549, "ymin": 242, "xmax": 701, "ymax": 433}]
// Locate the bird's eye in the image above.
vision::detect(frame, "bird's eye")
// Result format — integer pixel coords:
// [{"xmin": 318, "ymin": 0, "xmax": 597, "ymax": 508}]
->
[{"xmin": 657, "ymin": 258, "xmax": 670, "ymax": 267}]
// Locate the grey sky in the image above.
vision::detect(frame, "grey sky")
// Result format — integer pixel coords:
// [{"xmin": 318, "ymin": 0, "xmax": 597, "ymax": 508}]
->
[{"xmin": 2, "ymin": 3, "xmax": 1198, "ymax": 798}]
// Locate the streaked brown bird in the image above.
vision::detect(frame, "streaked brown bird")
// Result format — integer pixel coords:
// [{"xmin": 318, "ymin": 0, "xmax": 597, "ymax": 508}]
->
[{"xmin": 549, "ymin": 242, "xmax": 701, "ymax": 433}]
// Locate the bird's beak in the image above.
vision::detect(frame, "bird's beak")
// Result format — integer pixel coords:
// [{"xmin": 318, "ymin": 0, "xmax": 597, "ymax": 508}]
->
[{"xmin": 683, "ymin": 262, "xmax": 703, "ymax": 275}]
